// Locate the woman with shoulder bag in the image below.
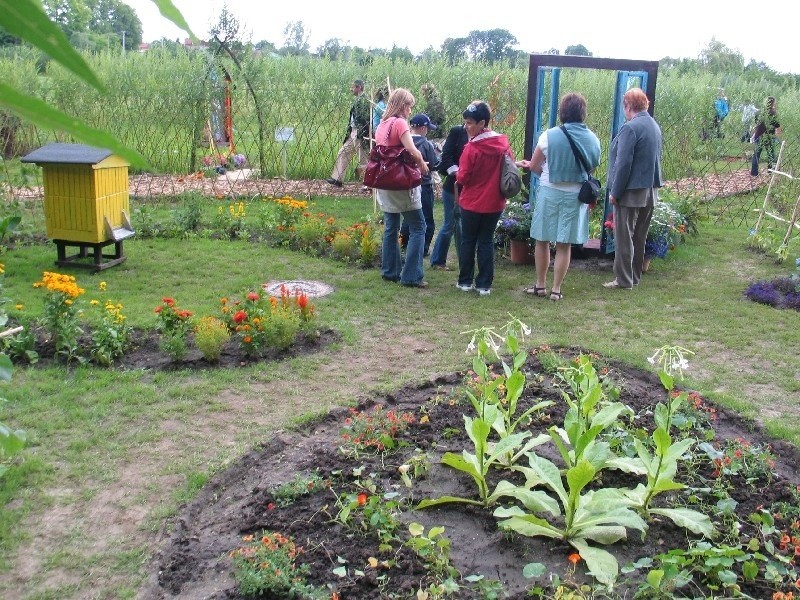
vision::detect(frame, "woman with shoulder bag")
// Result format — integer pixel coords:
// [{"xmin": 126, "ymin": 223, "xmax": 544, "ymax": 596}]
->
[
  {"xmin": 373, "ymin": 88, "xmax": 430, "ymax": 287},
  {"xmin": 516, "ymin": 92, "xmax": 600, "ymax": 301}
]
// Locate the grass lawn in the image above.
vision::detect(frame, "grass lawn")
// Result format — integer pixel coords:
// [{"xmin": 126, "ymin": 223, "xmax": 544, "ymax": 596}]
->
[{"xmin": 0, "ymin": 193, "xmax": 798, "ymax": 599}]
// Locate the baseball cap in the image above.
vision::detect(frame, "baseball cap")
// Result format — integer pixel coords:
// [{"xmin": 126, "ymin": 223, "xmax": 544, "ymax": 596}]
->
[{"xmin": 409, "ymin": 114, "xmax": 437, "ymax": 130}]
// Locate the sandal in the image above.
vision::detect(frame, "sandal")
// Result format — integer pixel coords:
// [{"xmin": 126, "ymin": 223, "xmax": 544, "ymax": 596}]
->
[
  {"xmin": 549, "ymin": 291, "xmax": 563, "ymax": 301},
  {"xmin": 524, "ymin": 286, "xmax": 547, "ymax": 297}
]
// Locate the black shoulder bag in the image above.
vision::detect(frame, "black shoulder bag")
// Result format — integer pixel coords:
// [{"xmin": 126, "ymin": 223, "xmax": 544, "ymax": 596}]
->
[{"xmin": 560, "ymin": 125, "xmax": 601, "ymax": 204}]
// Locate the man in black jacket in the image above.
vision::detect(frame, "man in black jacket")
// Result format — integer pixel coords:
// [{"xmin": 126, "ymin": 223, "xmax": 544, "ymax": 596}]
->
[
  {"xmin": 326, "ymin": 79, "xmax": 370, "ymax": 188},
  {"xmin": 429, "ymin": 124, "xmax": 468, "ymax": 269}
]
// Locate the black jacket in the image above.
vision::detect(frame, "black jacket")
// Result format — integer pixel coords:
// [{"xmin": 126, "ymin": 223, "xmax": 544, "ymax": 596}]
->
[
  {"xmin": 344, "ymin": 93, "xmax": 371, "ymax": 143},
  {"xmin": 438, "ymin": 126, "xmax": 468, "ymax": 193}
]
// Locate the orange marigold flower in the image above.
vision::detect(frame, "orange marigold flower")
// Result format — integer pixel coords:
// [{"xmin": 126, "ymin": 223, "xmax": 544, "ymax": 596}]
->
[
  {"xmin": 243, "ymin": 336, "xmax": 252, "ymax": 343},
  {"xmin": 357, "ymin": 493, "xmax": 368, "ymax": 506},
  {"xmin": 568, "ymin": 553, "xmax": 581, "ymax": 564}
]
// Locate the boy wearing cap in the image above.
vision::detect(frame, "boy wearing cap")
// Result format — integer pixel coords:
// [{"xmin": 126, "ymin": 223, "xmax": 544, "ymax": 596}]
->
[
  {"xmin": 326, "ymin": 79, "xmax": 370, "ymax": 188},
  {"xmin": 400, "ymin": 114, "xmax": 440, "ymax": 255}
]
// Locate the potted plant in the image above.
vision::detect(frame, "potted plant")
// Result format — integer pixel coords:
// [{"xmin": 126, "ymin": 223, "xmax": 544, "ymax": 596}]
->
[{"xmin": 495, "ymin": 201, "xmax": 533, "ymax": 264}]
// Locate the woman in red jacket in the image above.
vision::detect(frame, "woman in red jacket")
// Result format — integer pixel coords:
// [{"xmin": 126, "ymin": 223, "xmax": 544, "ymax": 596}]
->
[{"xmin": 455, "ymin": 101, "xmax": 512, "ymax": 296}]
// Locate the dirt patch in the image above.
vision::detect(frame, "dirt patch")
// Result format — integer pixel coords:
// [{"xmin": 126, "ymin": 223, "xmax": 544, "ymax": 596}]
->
[{"xmin": 141, "ymin": 347, "xmax": 800, "ymax": 600}]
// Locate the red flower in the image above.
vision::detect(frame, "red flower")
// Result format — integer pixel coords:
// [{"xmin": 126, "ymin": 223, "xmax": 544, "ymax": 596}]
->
[
  {"xmin": 233, "ymin": 310, "xmax": 248, "ymax": 323},
  {"xmin": 357, "ymin": 493, "xmax": 368, "ymax": 506},
  {"xmin": 154, "ymin": 305, "xmax": 163, "ymax": 314},
  {"xmin": 296, "ymin": 294, "xmax": 308, "ymax": 309},
  {"xmin": 247, "ymin": 292, "xmax": 260, "ymax": 301},
  {"xmin": 568, "ymin": 552, "xmax": 581, "ymax": 564},
  {"xmin": 266, "ymin": 502, "xmax": 275, "ymax": 510},
  {"xmin": 162, "ymin": 297, "xmax": 176, "ymax": 307}
]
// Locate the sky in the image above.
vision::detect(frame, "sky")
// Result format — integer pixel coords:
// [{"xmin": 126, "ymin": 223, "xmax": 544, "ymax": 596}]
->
[{"xmin": 121, "ymin": 0, "xmax": 798, "ymax": 75}]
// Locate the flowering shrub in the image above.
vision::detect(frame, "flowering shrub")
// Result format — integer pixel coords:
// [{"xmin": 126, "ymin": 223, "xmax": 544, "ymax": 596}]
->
[
  {"xmin": 645, "ymin": 201, "xmax": 687, "ymax": 258},
  {"xmin": 154, "ymin": 297, "xmax": 193, "ymax": 360},
  {"xmin": 230, "ymin": 531, "xmax": 321, "ymax": 598},
  {"xmin": 744, "ymin": 259, "xmax": 800, "ymax": 311},
  {"xmin": 494, "ymin": 200, "xmax": 532, "ymax": 244},
  {"xmin": 212, "ymin": 201, "xmax": 247, "ymax": 239},
  {"xmin": 701, "ymin": 437, "xmax": 777, "ymax": 484},
  {"xmin": 340, "ymin": 405, "xmax": 416, "ymax": 456},
  {"xmin": 193, "ymin": 316, "xmax": 230, "ymax": 362},
  {"xmin": 88, "ymin": 281, "xmax": 131, "ymax": 366},
  {"xmin": 220, "ymin": 286, "xmax": 315, "ymax": 357},
  {"xmin": 33, "ymin": 271, "xmax": 85, "ymax": 361}
]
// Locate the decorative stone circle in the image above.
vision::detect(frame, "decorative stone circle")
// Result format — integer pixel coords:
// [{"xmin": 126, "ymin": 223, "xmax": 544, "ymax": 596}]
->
[{"xmin": 262, "ymin": 280, "xmax": 334, "ymax": 298}]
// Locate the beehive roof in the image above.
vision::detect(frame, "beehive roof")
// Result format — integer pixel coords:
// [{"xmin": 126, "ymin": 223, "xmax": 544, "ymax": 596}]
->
[{"xmin": 21, "ymin": 143, "xmax": 117, "ymax": 165}]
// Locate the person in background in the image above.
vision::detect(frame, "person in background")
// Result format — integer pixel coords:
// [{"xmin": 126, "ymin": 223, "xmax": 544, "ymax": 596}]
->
[
  {"xmin": 516, "ymin": 92, "xmax": 600, "ymax": 301},
  {"xmin": 712, "ymin": 89, "xmax": 729, "ymax": 138},
  {"xmin": 750, "ymin": 95, "xmax": 781, "ymax": 177},
  {"xmin": 374, "ymin": 88, "xmax": 430, "ymax": 288},
  {"xmin": 455, "ymin": 101, "xmax": 511, "ymax": 296},
  {"xmin": 399, "ymin": 114, "xmax": 440, "ymax": 256},
  {"xmin": 372, "ymin": 88, "xmax": 387, "ymax": 137},
  {"xmin": 604, "ymin": 88, "xmax": 663, "ymax": 290},
  {"xmin": 430, "ymin": 123, "xmax": 468, "ymax": 271},
  {"xmin": 326, "ymin": 79, "xmax": 370, "ymax": 188}
]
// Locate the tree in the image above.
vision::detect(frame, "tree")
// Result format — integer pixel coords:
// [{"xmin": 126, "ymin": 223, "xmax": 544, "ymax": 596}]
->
[
  {"xmin": 388, "ymin": 44, "xmax": 413, "ymax": 64},
  {"xmin": 281, "ymin": 20, "xmax": 310, "ymax": 56},
  {"xmin": 564, "ymin": 44, "xmax": 592, "ymax": 56},
  {"xmin": 316, "ymin": 38, "xmax": 345, "ymax": 61},
  {"xmin": 87, "ymin": 0, "xmax": 142, "ymax": 50},
  {"xmin": 441, "ymin": 37, "xmax": 468, "ymax": 65},
  {"xmin": 209, "ymin": 5, "xmax": 244, "ymax": 55},
  {"xmin": 699, "ymin": 38, "xmax": 744, "ymax": 73},
  {"xmin": 466, "ymin": 29, "xmax": 518, "ymax": 64}
]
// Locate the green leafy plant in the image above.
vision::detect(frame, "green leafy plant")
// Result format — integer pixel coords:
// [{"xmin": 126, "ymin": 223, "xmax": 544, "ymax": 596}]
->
[
  {"xmin": 272, "ymin": 470, "xmax": 329, "ymax": 507},
  {"xmin": 495, "ymin": 453, "xmax": 647, "ymax": 587},
  {"xmin": 699, "ymin": 437, "xmax": 777, "ymax": 485},
  {"xmin": 406, "ymin": 523, "xmax": 460, "ymax": 588},
  {"xmin": 193, "ymin": 316, "xmax": 230, "ymax": 362},
  {"xmin": 230, "ymin": 531, "xmax": 324, "ymax": 598},
  {"xmin": 87, "ymin": 282, "xmax": 132, "ymax": 366},
  {"xmin": 0, "ymin": 215, "xmax": 21, "ymax": 245},
  {"xmin": 547, "ymin": 355, "xmax": 640, "ymax": 474}
]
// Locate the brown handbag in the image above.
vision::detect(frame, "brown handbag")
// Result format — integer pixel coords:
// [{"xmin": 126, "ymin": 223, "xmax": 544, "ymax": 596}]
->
[{"xmin": 363, "ymin": 118, "xmax": 422, "ymax": 190}]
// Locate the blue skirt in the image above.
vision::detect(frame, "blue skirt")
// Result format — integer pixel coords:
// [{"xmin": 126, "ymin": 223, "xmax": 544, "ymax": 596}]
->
[{"xmin": 530, "ymin": 186, "xmax": 589, "ymax": 245}]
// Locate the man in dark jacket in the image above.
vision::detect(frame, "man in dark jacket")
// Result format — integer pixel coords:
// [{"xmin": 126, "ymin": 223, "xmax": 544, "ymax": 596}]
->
[
  {"xmin": 326, "ymin": 79, "xmax": 370, "ymax": 188},
  {"xmin": 604, "ymin": 88, "xmax": 663, "ymax": 290},
  {"xmin": 429, "ymin": 124, "xmax": 468, "ymax": 270}
]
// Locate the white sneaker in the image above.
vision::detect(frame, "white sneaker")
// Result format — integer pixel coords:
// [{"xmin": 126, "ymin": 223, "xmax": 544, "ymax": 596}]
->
[
  {"xmin": 455, "ymin": 283, "xmax": 474, "ymax": 292},
  {"xmin": 477, "ymin": 288, "xmax": 491, "ymax": 296}
]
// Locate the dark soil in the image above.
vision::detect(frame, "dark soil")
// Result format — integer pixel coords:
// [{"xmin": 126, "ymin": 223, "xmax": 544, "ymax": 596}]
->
[
  {"xmin": 13, "ymin": 325, "xmax": 341, "ymax": 371},
  {"xmin": 141, "ymin": 347, "xmax": 800, "ymax": 600}
]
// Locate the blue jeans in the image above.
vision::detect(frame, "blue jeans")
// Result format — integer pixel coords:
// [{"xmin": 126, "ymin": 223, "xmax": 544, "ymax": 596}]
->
[
  {"xmin": 400, "ymin": 185, "xmax": 434, "ymax": 254},
  {"xmin": 458, "ymin": 208, "xmax": 502, "ymax": 290},
  {"xmin": 430, "ymin": 187, "xmax": 462, "ymax": 267},
  {"xmin": 382, "ymin": 209, "xmax": 425, "ymax": 284}
]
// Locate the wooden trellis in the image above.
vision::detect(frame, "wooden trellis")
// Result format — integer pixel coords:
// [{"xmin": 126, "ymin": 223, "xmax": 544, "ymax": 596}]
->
[{"xmin": 751, "ymin": 140, "xmax": 800, "ymax": 254}]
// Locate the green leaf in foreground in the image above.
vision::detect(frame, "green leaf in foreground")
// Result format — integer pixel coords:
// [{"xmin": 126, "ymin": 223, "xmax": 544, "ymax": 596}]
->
[
  {"xmin": 149, "ymin": 0, "xmax": 196, "ymax": 39},
  {"xmin": 0, "ymin": 0, "xmax": 103, "ymax": 91},
  {"xmin": 0, "ymin": 84, "xmax": 148, "ymax": 170}
]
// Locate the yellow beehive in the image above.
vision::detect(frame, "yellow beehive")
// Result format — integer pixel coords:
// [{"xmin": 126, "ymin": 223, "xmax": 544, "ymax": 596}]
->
[{"xmin": 22, "ymin": 143, "xmax": 131, "ymax": 244}]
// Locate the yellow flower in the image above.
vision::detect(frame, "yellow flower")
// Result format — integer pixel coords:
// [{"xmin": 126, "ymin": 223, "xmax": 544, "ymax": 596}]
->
[
  {"xmin": 90, "ymin": 299, "xmax": 100, "ymax": 306},
  {"xmin": 0, "ymin": 264, "xmax": 5, "ymax": 274},
  {"xmin": 99, "ymin": 281, "xmax": 107, "ymax": 291},
  {"xmin": 15, "ymin": 304, "xmax": 23, "ymax": 310}
]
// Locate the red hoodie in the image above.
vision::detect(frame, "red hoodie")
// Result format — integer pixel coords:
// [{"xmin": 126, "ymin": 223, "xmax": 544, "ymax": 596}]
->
[{"xmin": 457, "ymin": 130, "xmax": 512, "ymax": 213}]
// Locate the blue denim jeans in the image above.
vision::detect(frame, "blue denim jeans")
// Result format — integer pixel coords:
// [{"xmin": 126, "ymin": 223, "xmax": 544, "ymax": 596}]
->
[
  {"xmin": 430, "ymin": 187, "xmax": 462, "ymax": 267},
  {"xmin": 400, "ymin": 184, "xmax": 434, "ymax": 254},
  {"xmin": 458, "ymin": 208, "xmax": 502, "ymax": 290},
  {"xmin": 382, "ymin": 209, "xmax": 425, "ymax": 284}
]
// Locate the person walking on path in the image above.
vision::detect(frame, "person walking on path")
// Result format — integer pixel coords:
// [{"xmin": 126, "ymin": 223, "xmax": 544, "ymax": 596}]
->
[
  {"xmin": 326, "ymin": 79, "xmax": 370, "ymax": 188},
  {"xmin": 604, "ymin": 88, "xmax": 663, "ymax": 290},
  {"xmin": 373, "ymin": 88, "xmax": 430, "ymax": 288},
  {"xmin": 750, "ymin": 96, "xmax": 781, "ymax": 177},
  {"xmin": 456, "ymin": 101, "xmax": 512, "ymax": 296},
  {"xmin": 430, "ymin": 124, "xmax": 468, "ymax": 271}
]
